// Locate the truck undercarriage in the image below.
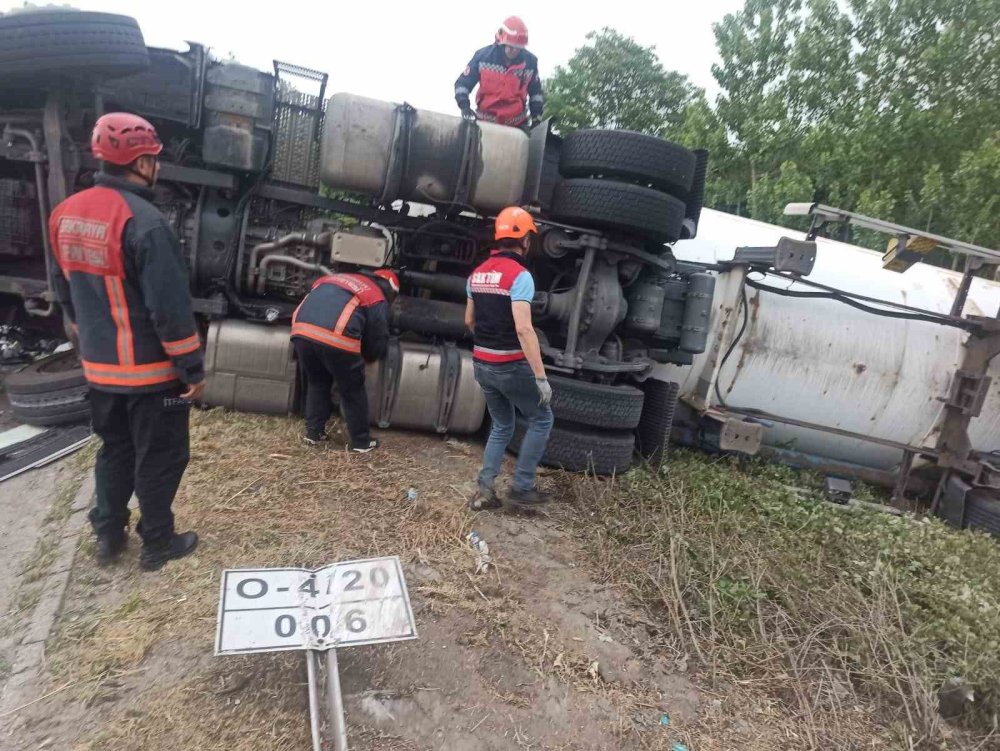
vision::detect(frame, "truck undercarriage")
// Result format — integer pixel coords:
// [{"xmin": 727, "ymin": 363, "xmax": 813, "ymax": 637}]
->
[{"xmin": 0, "ymin": 10, "xmax": 731, "ymax": 474}]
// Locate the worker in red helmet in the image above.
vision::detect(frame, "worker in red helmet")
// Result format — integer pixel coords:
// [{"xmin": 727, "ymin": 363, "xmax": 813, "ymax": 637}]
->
[
  {"xmin": 455, "ymin": 15, "xmax": 544, "ymax": 129},
  {"xmin": 48, "ymin": 112, "xmax": 203, "ymax": 572},
  {"xmin": 291, "ymin": 268, "xmax": 399, "ymax": 453},
  {"xmin": 465, "ymin": 207, "xmax": 553, "ymax": 511}
]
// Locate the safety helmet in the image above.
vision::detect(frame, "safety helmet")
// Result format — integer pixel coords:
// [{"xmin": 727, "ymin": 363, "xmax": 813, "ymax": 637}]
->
[
  {"xmin": 495, "ymin": 206, "xmax": 538, "ymax": 241},
  {"xmin": 496, "ymin": 16, "xmax": 529, "ymax": 49},
  {"xmin": 91, "ymin": 112, "xmax": 163, "ymax": 166},
  {"xmin": 373, "ymin": 268, "xmax": 400, "ymax": 295}
]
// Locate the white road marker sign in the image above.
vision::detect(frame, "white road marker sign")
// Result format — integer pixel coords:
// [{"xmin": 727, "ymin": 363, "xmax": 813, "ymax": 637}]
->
[{"xmin": 215, "ymin": 556, "xmax": 417, "ymax": 655}]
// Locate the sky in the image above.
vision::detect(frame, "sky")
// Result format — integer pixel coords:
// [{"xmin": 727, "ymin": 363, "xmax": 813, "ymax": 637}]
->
[{"xmin": 2, "ymin": 0, "xmax": 746, "ymax": 113}]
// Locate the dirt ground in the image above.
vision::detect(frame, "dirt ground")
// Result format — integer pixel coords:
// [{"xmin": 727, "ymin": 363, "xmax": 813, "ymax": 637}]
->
[{"xmin": 0, "ymin": 409, "xmax": 717, "ymax": 751}]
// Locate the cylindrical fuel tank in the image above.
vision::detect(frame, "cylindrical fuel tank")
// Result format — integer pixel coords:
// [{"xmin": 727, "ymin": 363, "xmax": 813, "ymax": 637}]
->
[
  {"xmin": 663, "ymin": 208, "xmax": 1000, "ymax": 471},
  {"xmin": 202, "ymin": 320, "xmax": 298, "ymax": 414},
  {"xmin": 365, "ymin": 340, "xmax": 485, "ymax": 434},
  {"xmin": 320, "ymin": 93, "xmax": 528, "ymax": 213}
]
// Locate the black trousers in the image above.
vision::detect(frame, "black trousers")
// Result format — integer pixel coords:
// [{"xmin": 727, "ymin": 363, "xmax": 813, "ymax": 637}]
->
[
  {"xmin": 293, "ymin": 339, "xmax": 371, "ymax": 446},
  {"xmin": 88, "ymin": 385, "xmax": 190, "ymax": 545}
]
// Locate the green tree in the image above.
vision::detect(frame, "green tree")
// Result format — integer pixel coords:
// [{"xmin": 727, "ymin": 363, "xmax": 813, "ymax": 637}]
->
[
  {"xmin": 544, "ymin": 29, "xmax": 697, "ymax": 136},
  {"xmin": 746, "ymin": 161, "xmax": 815, "ymax": 226},
  {"xmin": 949, "ymin": 138, "xmax": 1000, "ymax": 250},
  {"xmin": 712, "ymin": 0, "xmax": 803, "ymax": 201}
]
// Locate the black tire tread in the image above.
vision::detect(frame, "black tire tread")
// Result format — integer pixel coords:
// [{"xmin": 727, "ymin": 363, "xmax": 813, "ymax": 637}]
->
[
  {"xmin": 560, "ymin": 129, "xmax": 696, "ymax": 198},
  {"xmin": 4, "ymin": 351, "xmax": 87, "ymax": 395},
  {"xmin": 551, "ymin": 179, "xmax": 686, "ymax": 244},
  {"xmin": 0, "ymin": 10, "xmax": 148, "ymax": 80},
  {"xmin": 549, "ymin": 376, "xmax": 644, "ymax": 430},
  {"xmin": 513, "ymin": 420, "xmax": 634, "ymax": 476},
  {"xmin": 636, "ymin": 379, "xmax": 680, "ymax": 463},
  {"xmin": 4, "ymin": 351, "xmax": 90, "ymax": 426}
]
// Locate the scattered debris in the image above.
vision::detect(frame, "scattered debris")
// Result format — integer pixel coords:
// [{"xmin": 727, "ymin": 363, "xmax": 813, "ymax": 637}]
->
[
  {"xmin": 0, "ymin": 424, "xmax": 93, "ymax": 483},
  {"xmin": 825, "ymin": 476, "xmax": 853, "ymax": 504},
  {"xmin": 445, "ymin": 438, "xmax": 473, "ymax": 455},
  {"xmin": 406, "ymin": 487, "xmax": 418, "ymax": 502},
  {"xmin": 660, "ymin": 713, "xmax": 670, "ymax": 727},
  {"xmin": 466, "ymin": 531, "xmax": 492, "ymax": 574}
]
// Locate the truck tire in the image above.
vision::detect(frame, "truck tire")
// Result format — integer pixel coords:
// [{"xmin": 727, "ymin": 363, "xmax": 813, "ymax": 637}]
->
[
  {"xmin": 560, "ymin": 130, "xmax": 697, "ymax": 198},
  {"xmin": 551, "ymin": 179, "xmax": 686, "ymax": 244},
  {"xmin": 3, "ymin": 351, "xmax": 91, "ymax": 427},
  {"xmin": 636, "ymin": 379, "xmax": 680, "ymax": 463},
  {"xmin": 965, "ymin": 491, "xmax": 1000, "ymax": 537},
  {"xmin": 0, "ymin": 10, "xmax": 148, "ymax": 83},
  {"xmin": 549, "ymin": 375, "xmax": 644, "ymax": 430},
  {"xmin": 513, "ymin": 420, "xmax": 635, "ymax": 476}
]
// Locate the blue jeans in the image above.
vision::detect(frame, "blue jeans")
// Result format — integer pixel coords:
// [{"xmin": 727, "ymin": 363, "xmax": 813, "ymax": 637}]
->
[{"xmin": 474, "ymin": 359, "xmax": 554, "ymax": 493}]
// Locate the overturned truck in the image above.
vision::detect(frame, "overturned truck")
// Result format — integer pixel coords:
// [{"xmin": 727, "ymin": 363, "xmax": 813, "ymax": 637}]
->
[
  {"xmin": 0, "ymin": 9, "xmax": 757, "ymax": 475},
  {"xmin": 2, "ymin": 10, "xmax": 998, "ymax": 534}
]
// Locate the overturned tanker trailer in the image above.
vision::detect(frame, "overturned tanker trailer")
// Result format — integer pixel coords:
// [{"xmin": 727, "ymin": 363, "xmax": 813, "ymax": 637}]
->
[{"xmin": 663, "ymin": 204, "xmax": 1000, "ymax": 534}]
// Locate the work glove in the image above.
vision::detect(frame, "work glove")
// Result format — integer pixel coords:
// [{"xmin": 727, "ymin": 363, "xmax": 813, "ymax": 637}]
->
[
  {"xmin": 536, "ymin": 377, "xmax": 552, "ymax": 407},
  {"xmin": 461, "ymin": 107, "xmax": 477, "ymax": 124}
]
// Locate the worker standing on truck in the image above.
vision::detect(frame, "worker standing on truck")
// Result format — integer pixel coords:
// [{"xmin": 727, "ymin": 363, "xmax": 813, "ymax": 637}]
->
[
  {"xmin": 291, "ymin": 269, "xmax": 399, "ymax": 453},
  {"xmin": 454, "ymin": 15, "xmax": 544, "ymax": 129},
  {"xmin": 465, "ymin": 206, "xmax": 553, "ymax": 510},
  {"xmin": 48, "ymin": 113, "xmax": 202, "ymax": 572}
]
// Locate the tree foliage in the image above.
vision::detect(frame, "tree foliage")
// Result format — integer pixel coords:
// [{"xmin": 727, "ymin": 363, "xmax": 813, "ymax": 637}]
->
[{"xmin": 545, "ymin": 1, "xmax": 1000, "ymax": 259}]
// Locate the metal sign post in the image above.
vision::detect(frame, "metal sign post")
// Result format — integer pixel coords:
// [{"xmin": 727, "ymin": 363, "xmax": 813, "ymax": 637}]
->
[{"xmin": 215, "ymin": 556, "xmax": 417, "ymax": 750}]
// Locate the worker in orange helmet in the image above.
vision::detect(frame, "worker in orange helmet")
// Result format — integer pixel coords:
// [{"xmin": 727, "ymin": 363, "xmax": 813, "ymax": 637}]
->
[
  {"xmin": 454, "ymin": 16, "xmax": 544, "ymax": 129},
  {"xmin": 464, "ymin": 206, "xmax": 553, "ymax": 511},
  {"xmin": 49, "ymin": 113, "xmax": 204, "ymax": 572}
]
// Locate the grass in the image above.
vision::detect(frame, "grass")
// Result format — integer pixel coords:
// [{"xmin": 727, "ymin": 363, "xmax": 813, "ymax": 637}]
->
[
  {"xmin": 565, "ymin": 450, "xmax": 1000, "ymax": 749},
  {"xmin": 32, "ymin": 408, "xmax": 1000, "ymax": 750},
  {"xmin": 45, "ymin": 408, "xmax": 479, "ymax": 750}
]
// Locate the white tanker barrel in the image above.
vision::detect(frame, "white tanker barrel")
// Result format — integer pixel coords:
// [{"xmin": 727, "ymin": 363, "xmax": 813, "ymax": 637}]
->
[
  {"xmin": 319, "ymin": 93, "xmax": 529, "ymax": 213},
  {"xmin": 664, "ymin": 208, "xmax": 1000, "ymax": 472}
]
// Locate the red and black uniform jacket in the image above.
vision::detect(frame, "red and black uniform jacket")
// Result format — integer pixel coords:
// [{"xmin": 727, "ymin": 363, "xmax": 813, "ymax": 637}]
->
[
  {"xmin": 291, "ymin": 274, "xmax": 390, "ymax": 363},
  {"xmin": 454, "ymin": 44, "xmax": 544, "ymax": 127},
  {"xmin": 49, "ymin": 174, "xmax": 204, "ymax": 393},
  {"xmin": 468, "ymin": 250, "xmax": 533, "ymax": 363}
]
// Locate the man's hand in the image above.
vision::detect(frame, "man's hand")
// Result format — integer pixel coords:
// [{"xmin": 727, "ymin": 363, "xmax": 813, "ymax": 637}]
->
[
  {"xmin": 461, "ymin": 107, "xmax": 477, "ymax": 123},
  {"xmin": 536, "ymin": 378, "xmax": 552, "ymax": 407},
  {"xmin": 181, "ymin": 380, "xmax": 206, "ymax": 401},
  {"xmin": 530, "ymin": 116, "xmax": 541, "ymax": 128}
]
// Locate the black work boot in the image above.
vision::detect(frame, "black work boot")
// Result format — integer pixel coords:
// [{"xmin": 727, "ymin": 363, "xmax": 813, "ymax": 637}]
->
[
  {"xmin": 140, "ymin": 531, "xmax": 199, "ymax": 572},
  {"xmin": 95, "ymin": 530, "xmax": 128, "ymax": 567},
  {"xmin": 506, "ymin": 487, "xmax": 552, "ymax": 509}
]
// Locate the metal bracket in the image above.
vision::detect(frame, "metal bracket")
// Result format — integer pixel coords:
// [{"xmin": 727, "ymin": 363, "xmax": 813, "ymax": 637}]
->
[
  {"xmin": 702, "ymin": 410, "xmax": 763, "ymax": 454},
  {"xmin": 378, "ymin": 103, "xmax": 416, "ymax": 207},
  {"xmin": 435, "ymin": 343, "xmax": 461, "ymax": 433},
  {"xmin": 375, "ymin": 338, "xmax": 402, "ymax": 428},
  {"xmin": 973, "ymin": 459, "xmax": 1000, "ymax": 491},
  {"xmin": 731, "ymin": 237, "xmax": 817, "ymax": 276},
  {"xmin": 945, "ymin": 371, "xmax": 991, "ymax": 417}
]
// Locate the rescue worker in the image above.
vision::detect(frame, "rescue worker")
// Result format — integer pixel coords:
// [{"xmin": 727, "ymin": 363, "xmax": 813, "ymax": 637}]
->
[
  {"xmin": 465, "ymin": 206, "xmax": 553, "ymax": 510},
  {"xmin": 291, "ymin": 269, "xmax": 399, "ymax": 452},
  {"xmin": 49, "ymin": 113, "xmax": 202, "ymax": 571},
  {"xmin": 454, "ymin": 15, "xmax": 544, "ymax": 129}
]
